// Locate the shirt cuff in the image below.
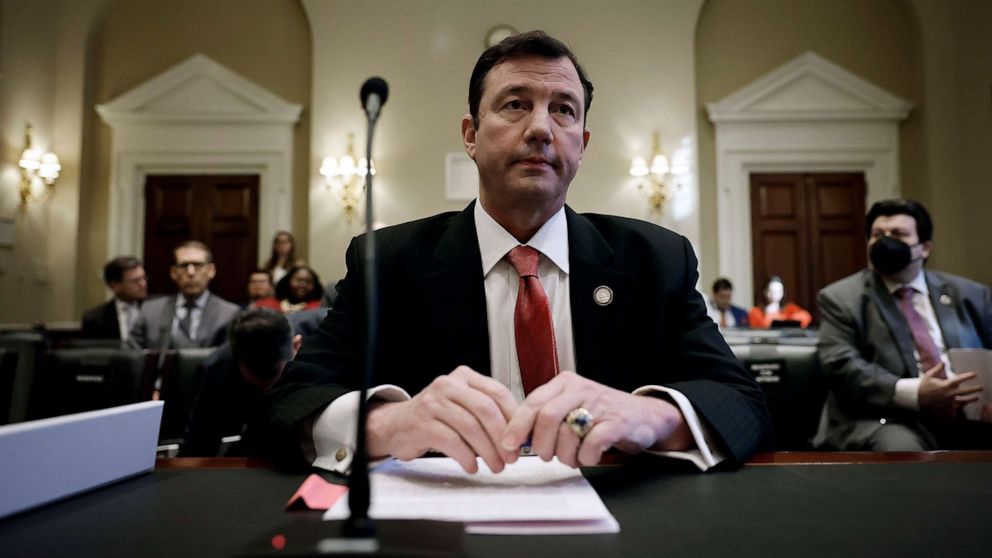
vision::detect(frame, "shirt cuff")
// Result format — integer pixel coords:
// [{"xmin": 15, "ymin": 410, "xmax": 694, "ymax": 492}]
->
[
  {"xmin": 893, "ymin": 378, "xmax": 921, "ymax": 410},
  {"xmin": 632, "ymin": 385, "xmax": 726, "ymax": 471},
  {"xmin": 311, "ymin": 385, "xmax": 411, "ymax": 473}
]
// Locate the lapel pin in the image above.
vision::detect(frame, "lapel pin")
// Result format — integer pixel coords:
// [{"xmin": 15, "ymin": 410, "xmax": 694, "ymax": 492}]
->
[
  {"xmin": 593, "ymin": 285, "xmax": 613, "ymax": 306},
  {"xmin": 939, "ymin": 294, "xmax": 952, "ymax": 306}
]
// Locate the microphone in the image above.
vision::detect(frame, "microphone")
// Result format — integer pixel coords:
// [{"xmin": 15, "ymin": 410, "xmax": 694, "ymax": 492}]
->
[{"xmin": 360, "ymin": 77, "xmax": 389, "ymax": 123}]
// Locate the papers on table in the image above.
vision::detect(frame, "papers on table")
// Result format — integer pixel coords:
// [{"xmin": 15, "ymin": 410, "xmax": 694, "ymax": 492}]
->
[
  {"xmin": 323, "ymin": 456, "xmax": 620, "ymax": 535},
  {"xmin": 948, "ymin": 348, "xmax": 992, "ymax": 421}
]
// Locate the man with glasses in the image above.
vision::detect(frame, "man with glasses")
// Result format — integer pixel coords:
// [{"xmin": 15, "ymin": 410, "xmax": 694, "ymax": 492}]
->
[
  {"xmin": 129, "ymin": 241, "xmax": 239, "ymax": 349},
  {"xmin": 81, "ymin": 256, "xmax": 149, "ymax": 343}
]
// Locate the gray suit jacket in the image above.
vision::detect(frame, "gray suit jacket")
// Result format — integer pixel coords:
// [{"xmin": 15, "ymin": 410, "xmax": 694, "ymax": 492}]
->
[
  {"xmin": 814, "ymin": 268, "xmax": 992, "ymax": 449},
  {"xmin": 128, "ymin": 292, "xmax": 240, "ymax": 350}
]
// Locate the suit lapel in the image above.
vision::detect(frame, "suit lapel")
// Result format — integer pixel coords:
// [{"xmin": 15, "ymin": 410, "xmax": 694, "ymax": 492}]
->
[
  {"xmin": 565, "ymin": 207, "xmax": 630, "ymax": 386},
  {"xmin": 422, "ymin": 204, "xmax": 491, "ymax": 375},
  {"xmin": 197, "ymin": 294, "xmax": 218, "ymax": 346},
  {"xmin": 159, "ymin": 296, "xmax": 182, "ymax": 349},
  {"xmin": 927, "ymin": 271, "xmax": 966, "ymax": 349},
  {"xmin": 865, "ymin": 271, "xmax": 918, "ymax": 376}
]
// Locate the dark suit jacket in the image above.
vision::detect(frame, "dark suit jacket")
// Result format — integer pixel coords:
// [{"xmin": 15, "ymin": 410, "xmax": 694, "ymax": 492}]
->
[
  {"xmin": 128, "ymin": 292, "xmax": 240, "ymax": 350},
  {"xmin": 80, "ymin": 300, "xmax": 122, "ymax": 340},
  {"xmin": 814, "ymin": 268, "xmax": 992, "ymax": 449},
  {"xmin": 729, "ymin": 305, "xmax": 750, "ymax": 327},
  {"xmin": 254, "ymin": 204, "xmax": 772, "ymax": 466}
]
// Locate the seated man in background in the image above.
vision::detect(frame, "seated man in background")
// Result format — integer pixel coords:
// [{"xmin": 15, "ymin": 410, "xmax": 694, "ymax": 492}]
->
[
  {"xmin": 245, "ymin": 269, "xmax": 275, "ymax": 309},
  {"xmin": 80, "ymin": 256, "xmax": 148, "ymax": 343},
  {"xmin": 129, "ymin": 241, "xmax": 239, "ymax": 349},
  {"xmin": 254, "ymin": 31, "xmax": 770, "ymax": 474},
  {"xmin": 815, "ymin": 199, "xmax": 992, "ymax": 450},
  {"xmin": 707, "ymin": 277, "xmax": 749, "ymax": 328},
  {"xmin": 183, "ymin": 308, "xmax": 301, "ymax": 457}
]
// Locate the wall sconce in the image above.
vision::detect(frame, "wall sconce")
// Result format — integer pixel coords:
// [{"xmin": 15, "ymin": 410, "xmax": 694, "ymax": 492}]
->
[
  {"xmin": 18, "ymin": 123, "xmax": 62, "ymax": 212},
  {"xmin": 629, "ymin": 131, "xmax": 684, "ymax": 218},
  {"xmin": 319, "ymin": 133, "xmax": 375, "ymax": 222}
]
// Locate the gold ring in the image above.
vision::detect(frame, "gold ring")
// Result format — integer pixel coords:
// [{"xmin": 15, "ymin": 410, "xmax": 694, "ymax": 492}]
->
[{"xmin": 565, "ymin": 407, "xmax": 594, "ymax": 439}]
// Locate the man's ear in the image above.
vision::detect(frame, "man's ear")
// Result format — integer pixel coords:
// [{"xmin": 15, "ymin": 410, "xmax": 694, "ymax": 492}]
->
[
  {"xmin": 579, "ymin": 128, "xmax": 591, "ymax": 161},
  {"xmin": 205, "ymin": 263, "xmax": 217, "ymax": 280},
  {"xmin": 291, "ymin": 334, "xmax": 303, "ymax": 357},
  {"xmin": 461, "ymin": 114, "xmax": 477, "ymax": 160},
  {"xmin": 920, "ymin": 240, "xmax": 932, "ymax": 260}
]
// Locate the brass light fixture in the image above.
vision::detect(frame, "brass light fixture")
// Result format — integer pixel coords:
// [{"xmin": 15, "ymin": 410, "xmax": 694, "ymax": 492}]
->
[
  {"xmin": 319, "ymin": 133, "xmax": 375, "ymax": 222},
  {"xmin": 18, "ymin": 123, "xmax": 61, "ymax": 211}
]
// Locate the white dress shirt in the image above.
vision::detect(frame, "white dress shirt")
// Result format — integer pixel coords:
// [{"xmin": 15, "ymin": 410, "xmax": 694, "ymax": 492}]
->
[
  {"xmin": 885, "ymin": 271, "xmax": 954, "ymax": 410},
  {"xmin": 114, "ymin": 298, "xmax": 140, "ymax": 342},
  {"xmin": 311, "ymin": 201, "xmax": 724, "ymax": 473}
]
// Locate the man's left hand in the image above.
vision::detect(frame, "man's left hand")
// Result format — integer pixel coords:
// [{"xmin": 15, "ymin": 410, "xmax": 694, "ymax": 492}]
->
[{"xmin": 501, "ymin": 371, "xmax": 693, "ymax": 467}]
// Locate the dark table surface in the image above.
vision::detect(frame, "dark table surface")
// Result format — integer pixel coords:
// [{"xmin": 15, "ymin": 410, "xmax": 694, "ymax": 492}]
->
[{"xmin": 1, "ymin": 452, "xmax": 990, "ymax": 558}]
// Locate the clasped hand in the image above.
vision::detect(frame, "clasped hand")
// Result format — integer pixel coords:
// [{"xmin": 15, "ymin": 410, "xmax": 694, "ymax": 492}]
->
[{"xmin": 366, "ymin": 366, "xmax": 691, "ymax": 474}]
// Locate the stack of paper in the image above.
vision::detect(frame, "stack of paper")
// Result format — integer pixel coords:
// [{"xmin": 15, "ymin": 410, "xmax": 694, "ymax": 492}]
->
[
  {"xmin": 323, "ymin": 456, "xmax": 620, "ymax": 535},
  {"xmin": 949, "ymin": 348, "xmax": 992, "ymax": 421}
]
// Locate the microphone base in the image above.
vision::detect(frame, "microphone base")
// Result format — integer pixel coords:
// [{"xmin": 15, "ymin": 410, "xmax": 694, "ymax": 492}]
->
[{"xmin": 242, "ymin": 519, "xmax": 465, "ymax": 557}]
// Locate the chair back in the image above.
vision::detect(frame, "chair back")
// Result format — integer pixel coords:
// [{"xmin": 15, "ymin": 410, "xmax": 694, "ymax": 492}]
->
[
  {"xmin": 158, "ymin": 347, "xmax": 216, "ymax": 443},
  {"xmin": 40, "ymin": 348, "xmax": 151, "ymax": 418}
]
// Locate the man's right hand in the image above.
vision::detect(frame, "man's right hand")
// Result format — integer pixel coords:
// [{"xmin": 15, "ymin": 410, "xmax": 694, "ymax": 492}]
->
[
  {"xmin": 918, "ymin": 363, "xmax": 982, "ymax": 417},
  {"xmin": 365, "ymin": 366, "xmax": 519, "ymax": 474}
]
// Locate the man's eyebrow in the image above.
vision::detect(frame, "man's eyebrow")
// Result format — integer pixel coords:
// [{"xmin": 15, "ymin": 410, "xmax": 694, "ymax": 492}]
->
[{"xmin": 493, "ymin": 85, "xmax": 582, "ymax": 106}]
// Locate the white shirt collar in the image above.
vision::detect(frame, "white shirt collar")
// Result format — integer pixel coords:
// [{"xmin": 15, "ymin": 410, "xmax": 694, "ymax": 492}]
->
[
  {"xmin": 883, "ymin": 269, "xmax": 929, "ymax": 296},
  {"xmin": 114, "ymin": 298, "xmax": 136, "ymax": 313},
  {"xmin": 178, "ymin": 290, "xmax": 210, "ymax": 309},
  {"xmin": 474, "ymin": 200, "xmax": 569, "ymax": 276}
]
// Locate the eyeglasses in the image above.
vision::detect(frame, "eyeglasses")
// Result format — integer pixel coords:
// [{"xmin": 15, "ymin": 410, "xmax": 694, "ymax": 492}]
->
[{"xmin": 173, "ymin": 261, "xmax": 209, "ymax": 271}]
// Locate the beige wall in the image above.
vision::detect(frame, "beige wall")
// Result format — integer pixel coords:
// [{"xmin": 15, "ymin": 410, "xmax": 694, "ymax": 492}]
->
[
  {"xmin": 910, "ymin": 0, "xmax": 992, "ymax": 287},
  {"xmin": 695, "ymin": 0, "xmax": 924, "ymax": 289},
  {"xmin": 78, "ymin": 0, "xmax": 312, "ymax": 310},
  {"xmin": 0, "ymin": 0, "xmax": 106, "ymax": 324},
  {"xmin": 304, "ymin": 0, "xmax": 705, "ymax": 283}
]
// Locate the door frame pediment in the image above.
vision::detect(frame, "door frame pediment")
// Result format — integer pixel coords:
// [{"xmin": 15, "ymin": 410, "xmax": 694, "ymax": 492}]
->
[
  {"xmin": 707, "ymin": 52, "xmax": 911, "ymax": 307},
  {"xmin": 96, "ymin": 54, "xmax": 302, "ymax": 260}
]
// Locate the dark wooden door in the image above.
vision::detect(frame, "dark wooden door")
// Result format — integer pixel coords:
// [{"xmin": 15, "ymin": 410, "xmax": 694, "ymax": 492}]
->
[
  {"xmin": 750, "ymin": 173, "xmax": 866, "ymax": 324},
  {"xmin": 144, "ymin": 175, "xmax": 259, "ymax": 305}
]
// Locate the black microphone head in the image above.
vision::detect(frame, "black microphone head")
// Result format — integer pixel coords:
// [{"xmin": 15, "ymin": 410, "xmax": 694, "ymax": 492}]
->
[{"xmin": 360, "ymin": 77, "xmax": 389, "ymax": 109}]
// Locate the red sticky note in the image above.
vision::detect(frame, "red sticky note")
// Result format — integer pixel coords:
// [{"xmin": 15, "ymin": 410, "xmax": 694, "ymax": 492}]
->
[{"xmin": 286, "ymin": 474, "xmax": 349, "ymax": 511}]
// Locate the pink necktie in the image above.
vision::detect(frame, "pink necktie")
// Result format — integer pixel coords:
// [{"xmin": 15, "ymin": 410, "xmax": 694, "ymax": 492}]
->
[
  {"xmin": 506, "ymin": 246, "xmax": 559, "ymax": 394},
  {"xmin": 895, "ymin": 287, "xmax": 944, "ymax": 377}
]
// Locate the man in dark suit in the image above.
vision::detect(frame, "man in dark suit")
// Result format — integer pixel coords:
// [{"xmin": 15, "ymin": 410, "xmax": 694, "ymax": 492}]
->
[
  {"xmin": 707, "ymin": 277, "xmax": 750, "ymax": 328},
  {"xmin": 129, "ymin": 241, "xmax": 239, "ymax": 350},
  {"xmin": 255, "ymin": 31, "xmax": 770, "ymax": 473},
  {"xmin": 815, "ymin": 199, "xmax": 992, "ymax": 450},
  {"xmin": 184, "ymin": 308, "xmax": 300, "ymax": 457},
  {"xmin": 80, "ymin": 256, "xmax": 148, "ymax": 342}
]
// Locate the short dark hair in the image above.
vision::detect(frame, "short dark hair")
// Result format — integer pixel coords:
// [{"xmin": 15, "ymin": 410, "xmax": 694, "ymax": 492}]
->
[
  {"xmin": 228, "ymin": 308, "xmax": 293, "ymax": 381},
  {"xmin": 712, "ymin": 277, "xmax": 733, "ymax": 293},
  {"xmin": 274, "ymin": 265, "xmax": 324, "ymax": 303},
  {"xmin": 468, "ymin": 30, "xmax": 594, "ymax": 129},
  {"xmin": 174, "ymin": 240, "xmax": 213, "ymax": 263},
  {"xmin": 865, "ymin": 199, "xmax": 933, "ymax": 243},
  {"xmin": 103, "ymin": 256, "xmax": 142, "ymax": 285}
]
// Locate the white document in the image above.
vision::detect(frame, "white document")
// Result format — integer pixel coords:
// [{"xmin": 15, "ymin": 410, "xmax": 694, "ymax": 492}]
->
[
  {"xmin": 323, "ymin": 456, "xmax": 620, "ymax": 535},
  {"xmin": 949, "ymin": 348, "xmax": 992, "ymax": 421}
]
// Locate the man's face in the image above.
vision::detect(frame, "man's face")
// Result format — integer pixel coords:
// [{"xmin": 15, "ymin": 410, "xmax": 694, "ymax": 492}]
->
[
  {"xmin": 169, "ymin": 246, "xmax": 215, "ymax": 299},
  {"xmin": 111, "ymin": 266, "xmax": 148, "ymax": 303},
  {"xmin": 713, "ymin": 288, "xmax": 732, "ymax": 311},
  {"xmin": 462, "ymin": 55, "xmax": 590, "ymax": 223},
  {"xmin": 247, "ymin": 272, "xmax": 273, "ymax": 300},
  {"xmin": 868, "ymin": 214, "xmax": 930, "ymax": 257}
]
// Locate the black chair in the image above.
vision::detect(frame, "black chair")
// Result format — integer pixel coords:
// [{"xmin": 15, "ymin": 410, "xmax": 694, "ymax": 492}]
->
[
  {"xmin": 0, "ymin": 348, "xmax": 19, "ymax": 425},
  {"xmin": 38, "ymin": 348, "xmax": 151, "ymax": 418},
  {"xmin": 0, "ymin": 332, "xmax": 47, "ymax": 423},
  {"xmin": 730, "ymin": 341, "xmax": 826, "ymax": 450},
  {"xmin": 158, "ymin": 348, "xmax": 217, "ymax": 444}
]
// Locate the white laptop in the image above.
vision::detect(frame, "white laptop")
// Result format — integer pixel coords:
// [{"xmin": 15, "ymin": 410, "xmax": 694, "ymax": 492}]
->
[{"xmin": 0, "ymin": 400, "xmax": 163, "ymax": 519}]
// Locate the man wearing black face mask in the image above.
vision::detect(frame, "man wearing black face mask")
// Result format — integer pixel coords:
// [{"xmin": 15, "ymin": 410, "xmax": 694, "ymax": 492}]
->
[{"xmin": 814, "ymin": 199, "xmax": 992, "ymax": 451}]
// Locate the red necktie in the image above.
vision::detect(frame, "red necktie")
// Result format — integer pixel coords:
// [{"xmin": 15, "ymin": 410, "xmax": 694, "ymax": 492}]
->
[
  {"xmin": 506, "ymin": 246, "xmax": 559, "ymax": 394},
  {"xmin": 895, "ymin": 287, "xmax": 945, "ymax": 377}
]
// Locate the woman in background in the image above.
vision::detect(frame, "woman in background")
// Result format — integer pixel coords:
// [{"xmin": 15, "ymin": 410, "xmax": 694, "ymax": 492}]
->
[
  {"xmin": 748, "ymin": 276, "xmax": 812, "ymax": 328},
  {"xmin": 256, "ymin": 264, "xmax": 325, "ymax": 314},
  {"xmin": 263, "ymin": 231, "xmax": 299, "ymax": 284}
]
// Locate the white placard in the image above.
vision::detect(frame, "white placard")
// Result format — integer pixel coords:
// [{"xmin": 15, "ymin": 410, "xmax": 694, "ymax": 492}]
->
[{"xmin": 445, "ymin": 152, "xmax": 479, "ymax": 201}]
